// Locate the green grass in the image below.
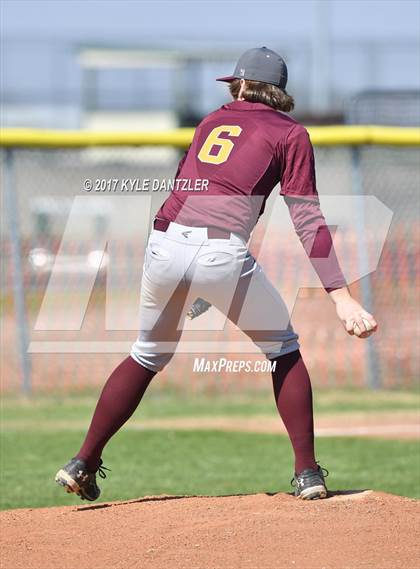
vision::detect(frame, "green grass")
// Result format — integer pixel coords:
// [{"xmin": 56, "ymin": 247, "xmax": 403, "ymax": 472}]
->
[
  {"xmin": 1, "ymin": 387, "xmax": 419, "ymax": 425},
  {"xmin": 1, "ymin": 428, "xmax": 419, "ymax": 510},
  {"xmin": 1, "ymin": 389, "xmax": 419, "ymax": 510}
]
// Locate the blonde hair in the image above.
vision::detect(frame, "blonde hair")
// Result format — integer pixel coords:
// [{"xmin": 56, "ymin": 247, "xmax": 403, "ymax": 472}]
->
[{"xmin": 229, "ymin": 79, "xmax": 294, "ymax": 112}]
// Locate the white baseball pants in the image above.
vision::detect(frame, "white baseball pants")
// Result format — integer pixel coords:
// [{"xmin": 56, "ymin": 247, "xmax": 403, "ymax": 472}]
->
[{"xmin": 131, "ymin": 222, "xmax": 299, "ymax": 372}]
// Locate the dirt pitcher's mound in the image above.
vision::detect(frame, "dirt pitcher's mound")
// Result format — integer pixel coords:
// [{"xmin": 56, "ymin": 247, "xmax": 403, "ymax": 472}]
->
[{"xmin": 1, "ymin": 491, "xmax": 419, "ymax": 569}]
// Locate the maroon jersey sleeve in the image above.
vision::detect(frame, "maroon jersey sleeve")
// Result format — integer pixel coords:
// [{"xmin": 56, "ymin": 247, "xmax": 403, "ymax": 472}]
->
[
  {"xmin": 280, "ymin": 125, "xmax": 317, "ymax": 198},
  {"xmin": 285, "ymin": 196, "xmax": 347, "ymax": 292},
  {"xmin": 280, "ymin": 125, "xmax": 346, "ymax": 291}
]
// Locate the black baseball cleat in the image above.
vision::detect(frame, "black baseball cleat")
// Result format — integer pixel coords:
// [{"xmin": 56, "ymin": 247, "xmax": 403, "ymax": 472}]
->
[
  {"xmin": 55, "ymin": 458, "xmax": 110, "ymax": 501},
  {"xmin": 291, "ymin": 465, "xmax": 328, "ymax": 500}
]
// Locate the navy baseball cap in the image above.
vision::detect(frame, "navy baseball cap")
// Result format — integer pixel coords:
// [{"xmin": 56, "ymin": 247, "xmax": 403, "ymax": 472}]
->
[{"xmin": 217, "ymin": 46, "xmax": 288, "ymax": 89}]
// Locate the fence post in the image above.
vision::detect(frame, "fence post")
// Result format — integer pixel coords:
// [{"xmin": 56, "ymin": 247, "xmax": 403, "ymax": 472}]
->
[
  {"xmin": 351, "ymin": 145, "xmax": 381, "ymax": 389},
  {"xmin": 3, "ymin": 148, "xmax": 32, "ymax": 394}
]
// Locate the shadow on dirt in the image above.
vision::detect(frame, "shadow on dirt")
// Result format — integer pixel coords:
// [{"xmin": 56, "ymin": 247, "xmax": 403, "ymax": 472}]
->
[
  {"xmin": 76, "ymin": 489, "xmax": 370, "ymax": 512},
  {"xmin": 76, "ymin": 494, "xmax": 191, "ymax": 512}
]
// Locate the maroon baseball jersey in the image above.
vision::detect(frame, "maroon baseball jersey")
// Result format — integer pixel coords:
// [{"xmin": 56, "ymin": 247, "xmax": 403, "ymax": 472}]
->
[{"xmin": 156, "ymin": 100, "xmax": 318, "ymax": 240}]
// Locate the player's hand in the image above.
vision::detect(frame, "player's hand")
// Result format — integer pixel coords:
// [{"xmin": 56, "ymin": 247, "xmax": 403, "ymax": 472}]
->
[
  {"xmin": 329, "ymin": 288, "xmax": 378, "ymax": 338},
  {"xmin": 335, "ymin": 297, "xmax": 377, "ymax": 338}
]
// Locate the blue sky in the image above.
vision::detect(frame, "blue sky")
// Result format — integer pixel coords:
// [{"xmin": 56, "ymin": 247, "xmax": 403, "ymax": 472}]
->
[
  {"xmin": 1, "ymin": 0, "xmax": 419, "ymax": 124},
  {"xmin": 2, "ymin": 0, "xmax": 419, "ymax": 43}
]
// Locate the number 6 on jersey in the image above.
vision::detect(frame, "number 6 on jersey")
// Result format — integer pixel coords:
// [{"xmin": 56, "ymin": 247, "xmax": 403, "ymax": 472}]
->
[{"xmin": 198, "ymin": 125, "xmax": 242, "ymax": 165}]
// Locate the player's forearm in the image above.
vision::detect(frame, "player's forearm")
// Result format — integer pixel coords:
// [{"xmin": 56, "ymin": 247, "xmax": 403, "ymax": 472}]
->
[{"xmin": 285, "ymin": 196, "xmax": 347, "ymax": 292}]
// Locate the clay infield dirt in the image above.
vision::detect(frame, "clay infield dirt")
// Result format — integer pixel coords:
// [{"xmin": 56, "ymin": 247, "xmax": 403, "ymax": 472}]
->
[{"xmin": 1, "ymin": 490, "xmax": 419, "ymax": 569}]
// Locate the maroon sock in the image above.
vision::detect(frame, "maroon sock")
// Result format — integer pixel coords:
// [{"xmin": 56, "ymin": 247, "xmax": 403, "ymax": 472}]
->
[
  {"xmin": 76, "ymin": 356, "xmax": 156, "ymax": 471},
  {"xmin": 271, "ymin": 350, "xmax": 317, "ymax": 474}
]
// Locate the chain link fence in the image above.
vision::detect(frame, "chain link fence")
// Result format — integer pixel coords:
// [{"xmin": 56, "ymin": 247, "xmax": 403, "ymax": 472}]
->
[
  {"xmin": 345, "ymin": 90, "xmax": 420, "ymax": 126},
  {"xmin": 1, "ymin": 129, "xmax": 419, "ymax": 393}
]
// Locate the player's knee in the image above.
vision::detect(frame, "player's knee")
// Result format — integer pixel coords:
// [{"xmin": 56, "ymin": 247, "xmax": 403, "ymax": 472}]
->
[
  {"xmin": 256, "ymin": 333, "xmax": 300, "ymax": 360},
  {"xmin": 130, "ymin": 345, "xmax": 173, "ymax": 373}
]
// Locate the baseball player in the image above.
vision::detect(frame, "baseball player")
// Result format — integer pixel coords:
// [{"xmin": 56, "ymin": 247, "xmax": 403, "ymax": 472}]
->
[{"xmin": 55, "ymin": 47, "xmax": 377, "ymax": 502}]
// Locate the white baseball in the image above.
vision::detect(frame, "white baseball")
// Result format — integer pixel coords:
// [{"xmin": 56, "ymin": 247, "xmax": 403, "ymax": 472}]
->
[{"xmin": 353, "ymin": 317, "xmax": 374, "ymax": 336}]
